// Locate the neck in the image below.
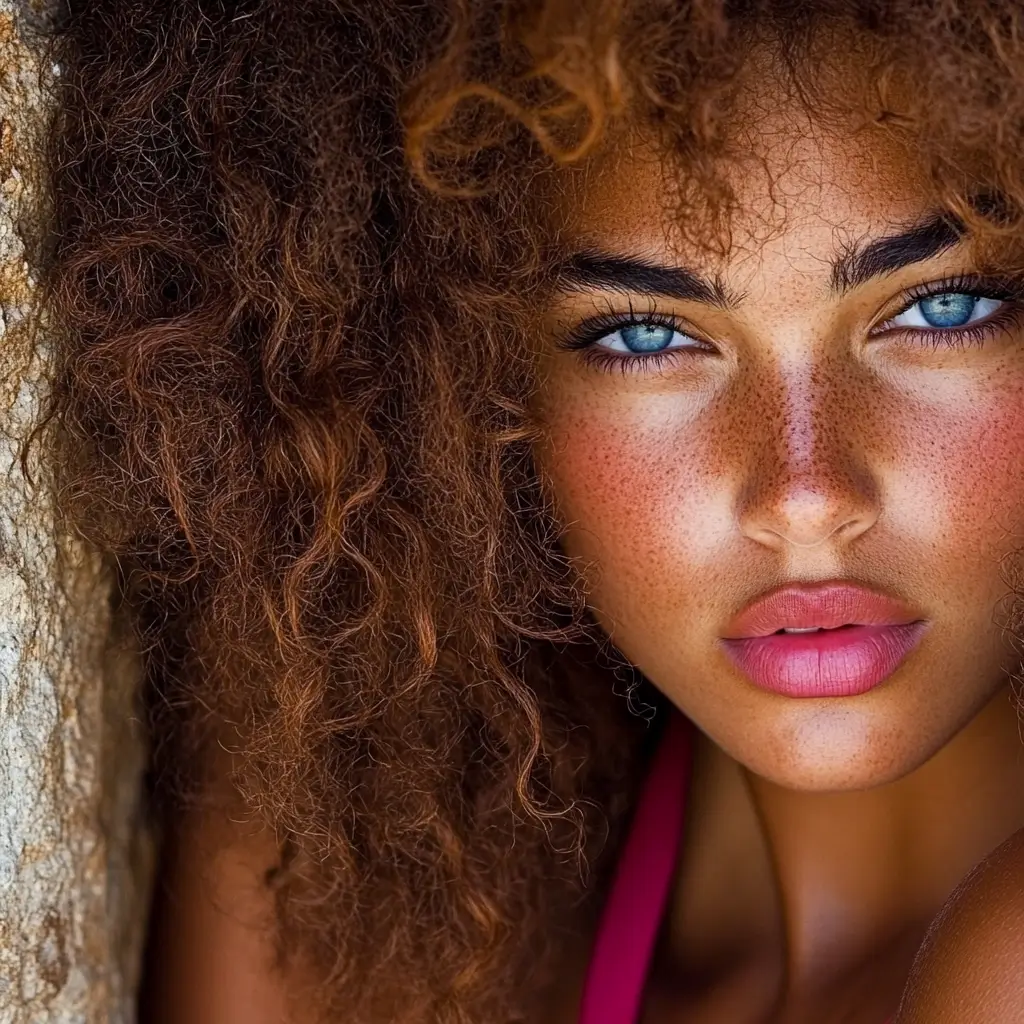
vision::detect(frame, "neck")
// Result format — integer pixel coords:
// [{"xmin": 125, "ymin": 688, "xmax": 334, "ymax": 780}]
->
[{"xmin": 662, "ymin": 683, "xmax": 1024, "ymax": 999}]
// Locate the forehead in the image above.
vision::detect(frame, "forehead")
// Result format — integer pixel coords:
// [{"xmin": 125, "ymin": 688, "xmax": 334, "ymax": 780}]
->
[{"xmin": 558, "ymin": 72, "xmax": 939, "ymax": 286}]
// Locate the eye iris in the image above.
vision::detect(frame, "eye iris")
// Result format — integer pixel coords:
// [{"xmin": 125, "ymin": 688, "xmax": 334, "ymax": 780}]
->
[
  {"xmin": 620, "ymin": 324, "xmax": 675, "ymax": 353},
  {"xmin": 918, "ymin": 293, "xmax": 976, "ymax": 328}
]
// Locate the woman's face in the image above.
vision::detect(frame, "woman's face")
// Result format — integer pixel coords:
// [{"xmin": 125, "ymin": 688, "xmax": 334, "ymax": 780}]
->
[{"xmin": 534, "ymin": 77, "xmax": 1024, "ymax": 791}]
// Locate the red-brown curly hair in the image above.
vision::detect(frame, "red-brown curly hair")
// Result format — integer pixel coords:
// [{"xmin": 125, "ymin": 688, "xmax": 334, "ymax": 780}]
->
[{"xmin": 31, "ymin": 1, "xmax": 1024, "ymax": 1022}]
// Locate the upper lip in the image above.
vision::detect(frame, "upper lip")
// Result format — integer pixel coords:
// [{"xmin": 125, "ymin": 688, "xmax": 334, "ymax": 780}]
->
[{"xmin": 722, "ymin": 580, "xmax": 925, "ymax": 639}]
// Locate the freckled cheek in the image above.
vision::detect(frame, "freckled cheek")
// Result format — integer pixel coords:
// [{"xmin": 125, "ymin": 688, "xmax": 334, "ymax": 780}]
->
[
  {"xmin": 540, "ymin": 404, "xmax": 722, "ymax": 610},
  {"xmin": 896, "ymin": 395, "xmax": 1024, "ymax": 559}
]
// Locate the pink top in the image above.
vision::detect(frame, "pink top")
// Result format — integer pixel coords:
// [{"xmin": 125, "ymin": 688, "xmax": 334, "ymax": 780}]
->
[
  {"xmin": 577, "ymin": 710, "xmax": 896, "ymax": 1024},
  {"xmin": 578, "ymin": 711, "xmax": 691, "ymax": 1024}
]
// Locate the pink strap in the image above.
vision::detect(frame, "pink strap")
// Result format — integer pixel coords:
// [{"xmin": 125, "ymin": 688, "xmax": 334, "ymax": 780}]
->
[{"xmin": 578, "ymin": 711, "xmax": 691, "ymax": 1024}]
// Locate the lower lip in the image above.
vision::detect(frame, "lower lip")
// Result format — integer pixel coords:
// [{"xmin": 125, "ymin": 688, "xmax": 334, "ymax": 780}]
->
[{"xmin": 719, "ymin": 622, "xmax": 930, "ymax": 698}]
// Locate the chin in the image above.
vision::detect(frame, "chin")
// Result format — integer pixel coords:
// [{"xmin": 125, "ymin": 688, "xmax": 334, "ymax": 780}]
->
[{"xmin": 709, "ymin": 697, "xmax": 957, "ymax": 793}]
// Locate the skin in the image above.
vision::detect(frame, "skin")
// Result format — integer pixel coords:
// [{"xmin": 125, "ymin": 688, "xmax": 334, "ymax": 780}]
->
[
  {"xmin": 143, "ymin": 46, "xmax": 1024, "ymax": 1024},
  {"xmin": 140, "ymin": 748, "xmax": 293, "ymax": 1024},
  {"xmin": 896, "ymin": 827, "xmax": 1024, "ymax": 1023}
]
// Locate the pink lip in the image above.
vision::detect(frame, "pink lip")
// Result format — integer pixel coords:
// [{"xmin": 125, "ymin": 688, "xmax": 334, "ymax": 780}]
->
[
  {"xmin": 723, "ymin": 580, "xmax": 923, "ymax": 638},
  {"xmin": 720, "ymin": 580, "xmax": 929, "ymax": 698},
  {"xmin": 719, "ymin": 621, "xmax": 930, "ymax": 698}
]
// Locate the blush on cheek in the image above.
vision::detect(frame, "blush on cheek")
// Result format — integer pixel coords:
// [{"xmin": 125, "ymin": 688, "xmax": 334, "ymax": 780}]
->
[
  {"xmin": 542, "ymin": 407, "xmax": 722, "ymax": 596},
  {"xmin": 913, "ymin": 392, "xmax": 1024, "ymax": 547},
  {"xmin": 545, "ymin": 415, "xmax": 664, "ymax": 560}
]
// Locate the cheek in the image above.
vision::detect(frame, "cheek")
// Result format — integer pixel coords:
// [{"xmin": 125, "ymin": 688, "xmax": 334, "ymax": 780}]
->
[
  {"xmin": 888, "ymin": 380, "xmax": 1024, "ymax": 563},
  {"xmin": 539, "ymin": 397, "xmax": 727, "ymax": 612}
]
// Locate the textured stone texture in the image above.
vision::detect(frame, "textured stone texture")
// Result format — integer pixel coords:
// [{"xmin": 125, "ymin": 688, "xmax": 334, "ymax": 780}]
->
[{"xmin": 0, "ymin": 2, "xmax": 151, "ymax": 1021}]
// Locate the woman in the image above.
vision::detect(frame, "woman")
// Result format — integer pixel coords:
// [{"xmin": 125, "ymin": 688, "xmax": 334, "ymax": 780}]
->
[{"xmin": 37, "ymin": 0, "xmax": 1024, "ymax": 1021}]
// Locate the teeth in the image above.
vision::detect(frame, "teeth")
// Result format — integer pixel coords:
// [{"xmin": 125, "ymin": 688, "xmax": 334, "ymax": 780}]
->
[{"xmin": 781, "ymin": 627, "xmax": 822, "ymax": 633}]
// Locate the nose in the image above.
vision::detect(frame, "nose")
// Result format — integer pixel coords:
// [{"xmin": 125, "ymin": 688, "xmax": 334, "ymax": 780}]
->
[{"xmin": 735, "ymin": 367, "xmax": 880, "ymax": 551}]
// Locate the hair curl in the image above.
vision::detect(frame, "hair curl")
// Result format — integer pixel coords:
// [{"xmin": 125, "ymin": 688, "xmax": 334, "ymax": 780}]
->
[{"xmin": 31, "ymin": 0, "xmax": 1024, "ymax": 1021}]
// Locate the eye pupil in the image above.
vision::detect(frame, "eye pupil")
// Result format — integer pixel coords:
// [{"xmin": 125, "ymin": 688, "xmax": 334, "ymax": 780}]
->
[
  {"xmin": 919, "ymin": 293, "xmax": 976, "ymax": 328},
  {"xmin": 620, "ymin": 324, "xmax": 675, "ymax": 352}
]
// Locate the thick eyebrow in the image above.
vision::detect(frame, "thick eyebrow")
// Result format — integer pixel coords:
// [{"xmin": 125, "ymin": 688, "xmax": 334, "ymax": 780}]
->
[
  {"xmin": 557, "ymin": 211, "xmax": 970, "ymax": 309},
  {"xmin": 558, "ymin": 249, "xmax": 738, "ymax": 308},
  {"xmin": 829, "ymin": 211, "xmax": 966, "ymax": 294}
]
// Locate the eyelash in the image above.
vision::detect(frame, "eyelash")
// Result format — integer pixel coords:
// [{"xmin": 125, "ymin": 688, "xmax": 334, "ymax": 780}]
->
[{"xmin": 558, "ymin": 273, "xmax": 1024, "ymax": 373}]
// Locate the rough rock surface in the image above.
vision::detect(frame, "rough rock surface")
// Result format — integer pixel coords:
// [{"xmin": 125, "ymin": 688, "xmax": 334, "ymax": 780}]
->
[{"xmin": 0, "ymin": 2, "xmax": 150, "ymax": 1021}]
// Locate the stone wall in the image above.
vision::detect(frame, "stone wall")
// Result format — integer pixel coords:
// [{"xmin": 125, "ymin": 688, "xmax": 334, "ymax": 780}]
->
[{"xmin": 0, "ymin": 2, "xmax": 149, "ymax": 1021}]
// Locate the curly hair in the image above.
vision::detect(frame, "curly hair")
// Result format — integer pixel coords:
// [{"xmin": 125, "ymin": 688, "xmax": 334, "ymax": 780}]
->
[{"xmin": 31, "ymin": 0, "xmax": 1024, "ymax": 1021}]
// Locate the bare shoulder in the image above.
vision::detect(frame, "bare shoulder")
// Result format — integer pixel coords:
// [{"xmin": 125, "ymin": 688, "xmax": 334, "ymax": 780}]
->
[
  {"xmin": 896, "ymin": 827, "xmax": 1024, "ymax": 1023},
  {"xmin": 140, "ymin": 742, "xmax": 305, "ymax": 1024}
]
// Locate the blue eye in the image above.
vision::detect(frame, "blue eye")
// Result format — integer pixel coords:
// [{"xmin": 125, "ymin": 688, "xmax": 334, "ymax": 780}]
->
[
  {"xmin": 596, "ymin": 322, "xmax": 694, "ymax": 354},
  {"xmin": 888, "ymin": 292, "xmax": 1003, "ymax": 330}
]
